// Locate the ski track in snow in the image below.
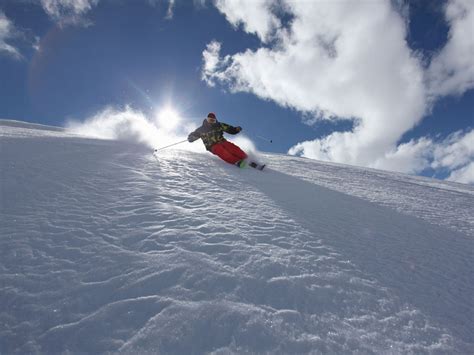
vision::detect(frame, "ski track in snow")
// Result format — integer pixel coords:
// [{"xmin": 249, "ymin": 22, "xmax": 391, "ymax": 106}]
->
[{"xmin": 1, "ymin": 122, "xmax": 473, "ymax": 354}]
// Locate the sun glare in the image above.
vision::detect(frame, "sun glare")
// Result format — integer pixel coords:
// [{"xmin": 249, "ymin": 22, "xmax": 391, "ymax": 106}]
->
[{"xmin": 156, "ymin": 107, "xmax": 181, "ymax": 131}]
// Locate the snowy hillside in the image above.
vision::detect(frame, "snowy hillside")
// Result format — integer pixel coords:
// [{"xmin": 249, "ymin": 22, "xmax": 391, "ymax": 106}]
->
[{"xmin": 1, "ymin": 120, "xmax": 473, "ymax": 354}]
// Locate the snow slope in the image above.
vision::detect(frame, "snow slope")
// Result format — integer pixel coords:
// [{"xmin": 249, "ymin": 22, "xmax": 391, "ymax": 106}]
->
[{"xmin": 1, "ymin": 120, "xmax": 473, "ymax": 354}]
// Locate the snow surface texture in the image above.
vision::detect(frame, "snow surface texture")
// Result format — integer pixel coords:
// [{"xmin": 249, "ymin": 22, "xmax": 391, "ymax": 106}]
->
[{"xmin": 1, "ymin": 120, "xmax": 473, "ymax": 354}]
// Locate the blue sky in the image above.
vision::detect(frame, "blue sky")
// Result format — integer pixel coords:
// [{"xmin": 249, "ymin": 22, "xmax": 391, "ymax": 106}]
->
[{"xmin": 0, "ymin": 0, "xmax": 473, "ymax": 183}]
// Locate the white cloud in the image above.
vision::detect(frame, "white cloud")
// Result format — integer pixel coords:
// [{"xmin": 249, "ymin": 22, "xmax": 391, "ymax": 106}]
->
[
  {"xmin": 202, "ymin": 0, "xmax": 474, "ymax": 183},
  {"xmin": 436, "ymin": 129, "xmax": 474, "ymax": 184},
  {"xmin": 427, "ymin": 0, "xmax": 474, "ymax": 98},
  {"xmin": 0, "ymin": 11, "xmax": 22, "ymax": 59},
  {"xmin": 447, "ymin": 162, "xmax": 474, "ymax": 184},
  {"xmin": 204, "ymin": 0, "xmax": 427, "ymax": 165},
  {"xmin": 146, "ymin": 0, "xmax": 177, "ymax": 19},
  {"xmin": 214, "ymin": 0, "xmax": 281, "ymax": 42},
  {"xmin": 40, "ymin": 0, "xmax": 99, "ymax": 25},
  {"xmin": 32, "ymin": 36, "xmax": 41, "ymax": 52},
  {"xmin": 39, "ymin": 0, "xmax": 196, "ymax": 24},
  {"xmin": 373, "ymin": 129, "xmax": 474, "ymax": 180},
  {"xmin": 202, "ymin": 41, "xmax": 232, "ymax": 87},
  {"xmin": 193, "ymin": 0, "xmax": 208, "ymax": 8},
  {"xmin": 371, "ymin": 138, "xmax": 433, "ymax": 174},
  {"xmin": 289, "ymin": 128, "xmax": 474, "ymax": 184},
  {"xmin": 165, "ymin": 0, "xmax": 175, "ymax": 19},
  {"xmin": 432, "ymin": 129, "xmax": 474, "ymax": 169}
]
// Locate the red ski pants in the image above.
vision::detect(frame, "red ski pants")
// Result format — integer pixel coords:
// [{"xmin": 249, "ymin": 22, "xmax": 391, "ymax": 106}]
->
[{"xmin": 211, "ymin": 140, "xmax": 248, "ymax": 164}]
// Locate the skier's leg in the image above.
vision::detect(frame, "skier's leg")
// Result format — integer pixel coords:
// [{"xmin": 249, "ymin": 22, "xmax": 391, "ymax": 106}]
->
[
  {"xmin": 221, "ymin": 141, "xmax": 264, "ymax": 169},
  {"xmin": 220, "ymin": 140, "xmax": 248, "ymax": 160},
  {"xmin": 211, "ymin": 142, "xmax": 242, "ymax": 164}
]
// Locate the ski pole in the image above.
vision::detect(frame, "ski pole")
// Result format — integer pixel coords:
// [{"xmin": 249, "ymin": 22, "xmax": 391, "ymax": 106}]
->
[
  {"xmin": 154, "ymin": 139, "xmax": 187, "ymax": 152},
  {"xmin": 256, "ymin": 135, "xmax": 273, "ymax": 143}
]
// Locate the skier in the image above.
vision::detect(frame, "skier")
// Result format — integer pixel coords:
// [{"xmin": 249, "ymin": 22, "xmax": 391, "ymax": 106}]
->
[{"xmin": 187, "ymin": 112, "xmax": 263, "ymax": 169}]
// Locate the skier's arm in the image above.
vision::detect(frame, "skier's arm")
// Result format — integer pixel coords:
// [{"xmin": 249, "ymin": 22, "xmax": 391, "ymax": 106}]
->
[
  {"xmin": 187, "ymin": 127, "xmax": 203, "ymax": 142},
  {"xmin": 220, "ymin": 123, "xmax": 242, "ymax": 135}
]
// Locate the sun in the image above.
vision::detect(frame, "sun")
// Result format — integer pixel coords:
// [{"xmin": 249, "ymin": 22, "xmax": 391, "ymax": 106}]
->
[{"xmin": 156, "ymin": 107, "xmax": 181, "ymax": 131}]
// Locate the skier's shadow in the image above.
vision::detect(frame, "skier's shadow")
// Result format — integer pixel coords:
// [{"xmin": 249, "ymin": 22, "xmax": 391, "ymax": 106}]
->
[{"xmin": 246, "ymin": 168, "xmax": 474, "ymax": 346}]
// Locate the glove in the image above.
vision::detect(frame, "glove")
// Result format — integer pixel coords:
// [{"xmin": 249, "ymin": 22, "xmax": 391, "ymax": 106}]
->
[
  {"xmin": 187, "ymin": 134, "xmax": 198, "ymax": 142},
  {"xmin": 235, "ymin": 126, "xmax": 242, "ymax": 133}
]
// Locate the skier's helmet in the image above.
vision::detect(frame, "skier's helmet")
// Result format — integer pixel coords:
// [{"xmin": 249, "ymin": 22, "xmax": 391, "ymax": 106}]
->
[{"xmin": 207, "ymin": 112, "xmax": 217, "ymax": 123}]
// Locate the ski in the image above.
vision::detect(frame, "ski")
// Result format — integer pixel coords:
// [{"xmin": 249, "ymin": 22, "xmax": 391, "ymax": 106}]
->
[
  {"xmin": 249, "ymin": 162, "xmax": 266, "ymax": 171},
  {"xmin": 236, "ymin": 160, "xmax": 266, "ymax": 170}
]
